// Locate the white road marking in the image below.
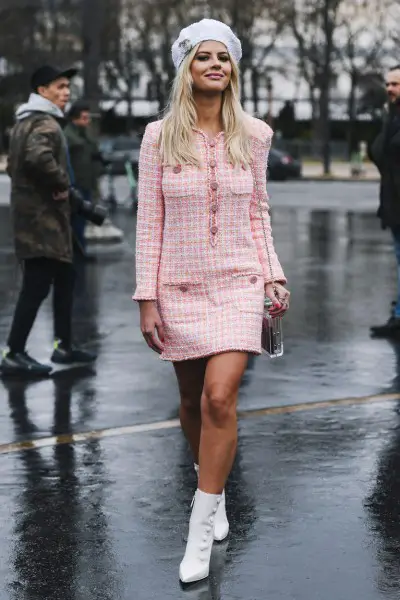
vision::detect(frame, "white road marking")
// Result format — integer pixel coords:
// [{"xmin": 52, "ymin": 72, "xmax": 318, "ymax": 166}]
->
[{"xmin": 0, "ymin": 392, "xmax": 399, "ymax": 455}]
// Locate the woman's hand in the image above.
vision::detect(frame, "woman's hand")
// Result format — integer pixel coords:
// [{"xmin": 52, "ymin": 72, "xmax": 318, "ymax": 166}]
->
[
  {"xmin": 139, "ymin": 301, "xmax": 165, "ymax": 354},
  {"xmin": 264, "ymin": 282, "xmax": 290, "ymax": 318}
]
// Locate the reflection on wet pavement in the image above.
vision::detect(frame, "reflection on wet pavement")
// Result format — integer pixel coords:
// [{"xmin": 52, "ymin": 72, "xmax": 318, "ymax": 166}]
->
[
  {"xmin": 0, "ymin": 183, "xmax": 400, "ymax": 598},
  {"xmin": 1, "ymin": 392, "xmax": 400, "ymax": 599}
]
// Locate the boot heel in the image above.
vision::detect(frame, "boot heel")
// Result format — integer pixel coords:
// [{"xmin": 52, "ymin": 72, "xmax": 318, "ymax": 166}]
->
[{"xmin": 213, "ymin": 490, "xmax": 229, "ymax": 541}]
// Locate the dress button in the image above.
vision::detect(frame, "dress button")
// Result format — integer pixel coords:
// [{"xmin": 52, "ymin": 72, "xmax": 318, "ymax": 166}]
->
[
  {"xmin": 179, "ymin": 285, "xmax": 188, "ymax": 292},
  {"xmin": 211, "ymin": 203, "xmax": 218, "ymax": 213},
  {"xmin": 211, "ymin": 226, "xmax": 218, "ymax": 235},
  {"xmin": 210, "ymin": 182, "xmax": 218, "ymax": 191},
  {"xmin": 209, "ymin": 140, "xmax": 216, "ymax": 147},
  {"xmin": 173, "ymin": 165, "xmax": 181, "ymax": 174},
  {"xmin": 250, "ymin": 276, "xmax": 258, "ymax": 284},
  {"xmin": 210, "ymin": 160, "xmax": 216, "ymax": 168}
]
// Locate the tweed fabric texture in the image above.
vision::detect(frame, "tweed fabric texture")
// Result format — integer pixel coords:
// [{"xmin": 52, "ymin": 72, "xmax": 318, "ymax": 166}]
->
[{"xmin": 133, "ymin": 117, "xmax": 286, "ymax": 361}]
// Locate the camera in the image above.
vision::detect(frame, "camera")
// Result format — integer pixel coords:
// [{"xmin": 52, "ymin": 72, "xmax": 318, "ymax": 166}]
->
[{"xmin": 69, "ymin": 187, "xmax": 107, "ymax": 226}]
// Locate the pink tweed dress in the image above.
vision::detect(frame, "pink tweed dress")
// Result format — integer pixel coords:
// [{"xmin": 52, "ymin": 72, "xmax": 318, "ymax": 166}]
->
[{"xmin": 133, "ymin": 117, "xmax": 286, "ymax": 362}]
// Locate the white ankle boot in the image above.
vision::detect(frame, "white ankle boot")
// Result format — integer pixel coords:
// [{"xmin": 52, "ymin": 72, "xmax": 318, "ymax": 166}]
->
[
  {"xmin": 194, "ymin": 464, "xmax": 229, "ymax": 542},
  {"xmin": 179, "ymin": 489, "xmax": 221, "ymax": 584}
]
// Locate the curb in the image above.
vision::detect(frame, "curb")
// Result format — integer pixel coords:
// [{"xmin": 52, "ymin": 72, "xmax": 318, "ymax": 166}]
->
[
  {"xmin": 300, "ymin": 176, "xmax": 379, "ymax": 183},
  {"xmin": 0, "ymin": 168, "xmax": 379, "ymax": 184}
]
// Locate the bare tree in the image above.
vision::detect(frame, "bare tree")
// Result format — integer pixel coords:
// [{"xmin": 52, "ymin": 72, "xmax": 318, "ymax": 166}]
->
[
  {"xmin": 82, "ymin": 0, "xmax": 107, "ymax": 109},
  {"xmin": 336, "ymin": 0, "xmax": 394, "ymax": 156},
  {"xmin": 134, "ymin": 0, "xmax": 203, "ymax": 110},
  {"xmin": 388, "ymin": 0, "xmax": 400, "ymax": 57},
  {"xmin": 0, "ymin": 2, "xmax": 43, "ymax": 83},
  {"xmin": 212, "ymin": 0, "xmax": 289, "ymax": 113},
  {"xmin": 0, "ymin": 0, "xmax": 82, "ymax": 100},
  {"xmin": 101, "ymin": 0, "xmax": 141, "ymax": 131},
  {"xmin": 286, "ymin": 0, "xmax": 343, "ymax": 174},
  {"xmin": 103, "ymin": 0, "xmax": 202, "ymax": 118},
  {"xmin": 101, "ymin": 0, "xmax": 288, "ymax": 122},
  {"xmin": 36, "ymin": 0, "xmax": 82, "ymax": 61}
]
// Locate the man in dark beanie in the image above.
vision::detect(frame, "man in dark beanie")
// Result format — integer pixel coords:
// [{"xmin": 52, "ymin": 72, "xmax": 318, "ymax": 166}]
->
[{"xmin": 0, "ymin": 65, "xmax": 97, "ymax": 376}]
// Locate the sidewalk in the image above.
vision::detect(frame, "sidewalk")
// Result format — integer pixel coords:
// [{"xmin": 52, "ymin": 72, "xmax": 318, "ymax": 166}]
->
[
  {"xmin": 0, "ymin": 157, "xmax": 381, "ymax": 182},
  {"xmin": 0, "ymin": 202, "xmax": 399, "ymax": 599},
  {"xmin": 0, "ymin": 389, "xmax": 396, "ymax": 600},
  {"xmin": 302, "ymin": 161, "xmax": 379, "ymax": 181}
]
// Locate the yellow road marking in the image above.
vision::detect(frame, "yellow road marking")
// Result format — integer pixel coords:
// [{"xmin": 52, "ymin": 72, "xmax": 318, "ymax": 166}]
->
[{"xmin": 0, "ymin": 392, "xmax": 399, "ymax": 455}]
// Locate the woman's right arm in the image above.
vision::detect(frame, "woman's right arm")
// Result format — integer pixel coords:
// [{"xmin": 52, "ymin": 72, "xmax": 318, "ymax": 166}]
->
[
  {"xmin": 132, "ymin": 123, "xmax": 165, "ymax": 354},
  {"xmin": 133, "ymin": 122, "xmax": 165, "ymax": 301}
]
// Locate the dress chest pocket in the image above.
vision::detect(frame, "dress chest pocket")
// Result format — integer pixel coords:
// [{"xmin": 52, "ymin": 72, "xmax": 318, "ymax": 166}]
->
[
  {"xmin": 162, "ymin": 165, "xmax": 203, "ymax": 199},
  {"xmin": 229, "ymin": 169, "xmax": 254, "ymax": 197}
]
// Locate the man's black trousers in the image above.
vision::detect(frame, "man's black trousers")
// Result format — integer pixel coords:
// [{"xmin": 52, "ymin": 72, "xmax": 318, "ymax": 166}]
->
[{"xmin": 7, "ymin": 257, "xmax": 75, "ymax": 353}]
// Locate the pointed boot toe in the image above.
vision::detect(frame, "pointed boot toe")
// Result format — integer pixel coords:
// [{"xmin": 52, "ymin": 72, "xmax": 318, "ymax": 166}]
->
[{"xmin": 179, "ymin": 559, "xmax": 209, "ymax": 585}]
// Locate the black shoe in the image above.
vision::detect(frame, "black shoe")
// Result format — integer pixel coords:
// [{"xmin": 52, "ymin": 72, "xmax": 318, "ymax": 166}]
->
[
  {"xmin": 0, "ymin": 351, "xmax": 52, "ymax": 377},
  {"xmin": 370, "ymin": 316, "xmax": 400, "ymax": 338},
  {"xmin": 51, "ymin": 344, "xmax": 97, "ymax": 365}
]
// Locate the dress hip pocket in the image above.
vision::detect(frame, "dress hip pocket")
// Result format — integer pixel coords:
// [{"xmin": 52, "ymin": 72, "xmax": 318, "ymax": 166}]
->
[
  {"xmin": 231, "ymin": 273, "xmax": 264, "ymax": 315},
  {"xmin": 158, "ymin": 281, "xmax": 204, "ymax": 324}
]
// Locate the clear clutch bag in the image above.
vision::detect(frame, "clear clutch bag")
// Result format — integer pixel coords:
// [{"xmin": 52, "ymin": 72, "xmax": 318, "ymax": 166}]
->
[
  {"xmin": 261, "ymin": 298, "xmax": 284, "ymax": 358},
  {"xmin": 250, "ymin": 161, "xmax": 286, "ymax": 359}
]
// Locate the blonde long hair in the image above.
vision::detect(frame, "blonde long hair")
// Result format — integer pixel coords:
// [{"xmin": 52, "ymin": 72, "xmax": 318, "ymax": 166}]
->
[{"xmin": 159, "ymin": 44, "xmax": 253, "ymax": 167}]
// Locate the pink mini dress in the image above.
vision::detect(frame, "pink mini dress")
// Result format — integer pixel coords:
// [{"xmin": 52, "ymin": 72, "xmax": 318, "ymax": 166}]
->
[{"xmin": 133, "ymin": 117, "xmax": 286, "ymax": 361}]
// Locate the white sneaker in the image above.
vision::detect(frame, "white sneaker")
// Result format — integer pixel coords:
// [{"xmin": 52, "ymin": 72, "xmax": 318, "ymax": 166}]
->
[
  {"xmin": 194, "ymin": 464, "xmax": 229, "ymax": 542},
  {"xmin": 179, "ymin": 489, "xmax": 221, "ymax": 584}
]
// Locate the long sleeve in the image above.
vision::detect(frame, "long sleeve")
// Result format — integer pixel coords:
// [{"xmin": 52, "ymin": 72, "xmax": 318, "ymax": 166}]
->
[
  {"xmin": 133, "ymin": 122, "xmax": 164, "ymax": 301},
  {"xmin": 250, "ymin": 123, "xmax": 286, "ymax": 285},
  {"xmin": 369, "ymin": 129, "xmax": 384, "ymax": 173},
  {"xmin": 25, "ymin": 121, "xmax": 69, "ymax": 192}
]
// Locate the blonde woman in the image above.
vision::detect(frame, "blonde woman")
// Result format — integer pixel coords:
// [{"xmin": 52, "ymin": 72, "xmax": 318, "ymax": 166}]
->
[{"xmin": 133, "ymin": 19, "xmax": 289, "ymax": 584}]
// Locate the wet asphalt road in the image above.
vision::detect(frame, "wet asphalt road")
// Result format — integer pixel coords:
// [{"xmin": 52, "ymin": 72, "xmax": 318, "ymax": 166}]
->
[{"xmin": 1, "ymin": 179, "xmax": 400, "ymax": 599}]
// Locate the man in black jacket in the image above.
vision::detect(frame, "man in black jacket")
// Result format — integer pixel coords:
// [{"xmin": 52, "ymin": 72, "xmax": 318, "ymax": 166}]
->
[
  {"xmin": 64, "ymin": 100, "xmax": 106, "ymax": 256},
  {"xmin": 370, "ymin": 65, "xmax": 400, "ymax": 337},
  {"xmin": 0, "ymin": 66, "xmax": 97, "ymax": 376}
]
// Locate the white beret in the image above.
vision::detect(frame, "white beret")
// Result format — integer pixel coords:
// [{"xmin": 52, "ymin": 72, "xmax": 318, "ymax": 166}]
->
[{"xmin": 171, "ymin": 19, "xmax": 242, "ymax": 70}]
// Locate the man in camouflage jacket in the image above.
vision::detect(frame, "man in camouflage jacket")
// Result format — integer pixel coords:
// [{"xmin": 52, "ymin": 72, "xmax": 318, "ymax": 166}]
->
[{"xmin": 0, "ymin": 65, "xmax": 96, "ymax": 376}]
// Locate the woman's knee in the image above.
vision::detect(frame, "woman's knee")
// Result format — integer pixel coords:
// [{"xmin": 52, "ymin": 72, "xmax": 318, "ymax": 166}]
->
[
  {"xmin": 180, "ymin": 392, "xmax": 201, "ymax": 414},
  {"xmin": 175, "ymin": 358, "xmax": 207, "ymax": 414},
  {"xmin": 201, "ymin": 384, "xmax": 236, "ymax": 426}
]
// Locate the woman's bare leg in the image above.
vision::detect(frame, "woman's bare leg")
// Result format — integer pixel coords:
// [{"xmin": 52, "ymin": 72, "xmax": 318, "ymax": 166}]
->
[
  {"xmin": 198, "ymin": 352, "xmax": 248, "ymax": 493},
  {"xmin": 179, "ymin": 352, "xmax": 247, "ymax": 583},
  {"xmin": 173, "ymin": 358, "xmax": 207, "ymax": 464}
]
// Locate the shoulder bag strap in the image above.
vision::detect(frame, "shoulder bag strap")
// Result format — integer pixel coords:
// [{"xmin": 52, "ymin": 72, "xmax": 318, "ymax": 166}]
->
[{"xmin": 250, "ymin": 160, "xmax": 276, "ymax": 292}]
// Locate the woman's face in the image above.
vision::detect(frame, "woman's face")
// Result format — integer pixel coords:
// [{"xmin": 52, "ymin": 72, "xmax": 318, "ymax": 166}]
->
[{"xmin": 190, "ymin": 41, "xmax": 232, "ymax": 94}]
